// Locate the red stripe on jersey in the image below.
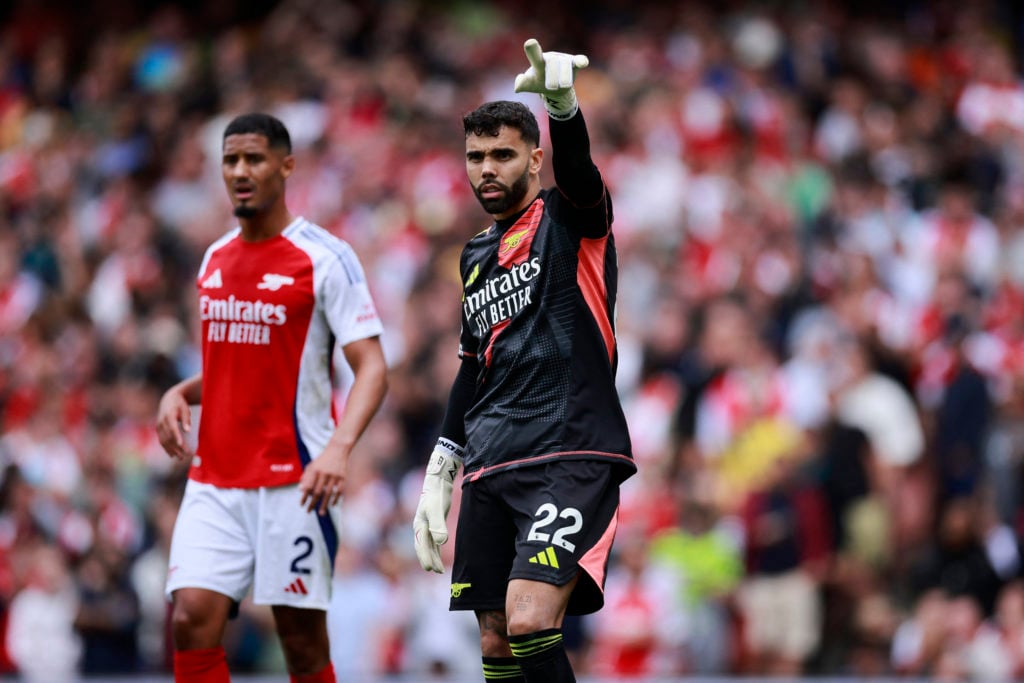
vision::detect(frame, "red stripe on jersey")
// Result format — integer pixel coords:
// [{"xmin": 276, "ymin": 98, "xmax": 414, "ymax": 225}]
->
[
  {"xmin": 483, "ymin": 319, "xmax": 510, "ymax": 369},
  {"xmin": 295, "ymin": 577, "xmax": 308, "ymax": 595},
  {"xmin": 577, "ymin": 236, "xmax": 614, "ymax": 364},
  {"xmin": 497, "ymin": 199, "xmax": 544, "ymax": 268},
  {"xmin": 578, "ymin": 506, "xmax": 618, "ymax": 594}
]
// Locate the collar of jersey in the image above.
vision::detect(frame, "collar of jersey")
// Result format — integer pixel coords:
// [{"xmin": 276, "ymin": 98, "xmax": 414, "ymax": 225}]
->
[{"xmin": 492, "ymin": 193, "xmax": 541, "ymax": 234}]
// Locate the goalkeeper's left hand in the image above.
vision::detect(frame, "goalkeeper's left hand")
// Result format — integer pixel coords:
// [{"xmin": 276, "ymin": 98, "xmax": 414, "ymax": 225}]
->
[
  {"xmin": 413, "ymin": 439, "xmax": 463, "ymax": 573},
  {"xmin": 513, "ymin": 38, "xmax": 589, "ymax": 120}
]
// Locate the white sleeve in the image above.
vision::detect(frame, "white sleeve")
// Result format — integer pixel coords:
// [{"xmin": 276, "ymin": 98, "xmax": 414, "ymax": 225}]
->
[{"xmin": 320, "ymin": 243, "xmax": 384, "ymax": 347}]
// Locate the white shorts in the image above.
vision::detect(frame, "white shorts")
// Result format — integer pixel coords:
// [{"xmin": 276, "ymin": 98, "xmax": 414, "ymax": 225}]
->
[{"xmin": 166, "ymin": 479, "xmax": 341, "ymax": 610}]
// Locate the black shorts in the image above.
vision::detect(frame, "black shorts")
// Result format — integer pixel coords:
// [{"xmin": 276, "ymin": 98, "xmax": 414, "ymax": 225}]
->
[{"xmin": 450, "ymin": 459, "xmax": 620, "ymax": 616}]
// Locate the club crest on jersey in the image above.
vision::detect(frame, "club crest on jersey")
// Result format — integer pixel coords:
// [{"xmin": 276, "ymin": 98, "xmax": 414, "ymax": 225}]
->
[
  {"xmin": 497, "ymin": 198, "xmax": 543, "ymax": 268},
  {"xmin": 501, "ymin": 229, "xmax": 529, "ymax": 254},
  {"xmin": 257, "ymin": 273, "xmax": 295, "ymax": 291}
]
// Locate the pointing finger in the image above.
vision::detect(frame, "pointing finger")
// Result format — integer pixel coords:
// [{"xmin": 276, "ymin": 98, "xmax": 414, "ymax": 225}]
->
[
  {"xmin": 523, "ymin": 39, "xmax": 545, "ymax": 71},
  {"xmin": 573, "ymin": 54, "xmax": 589, "ymax": 70}
]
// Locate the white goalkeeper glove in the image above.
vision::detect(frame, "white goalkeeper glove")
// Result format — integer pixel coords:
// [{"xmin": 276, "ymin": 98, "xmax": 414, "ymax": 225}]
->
[
  {"xmin": 513, "ymin": 38, "xmax": 589, "ymax": 120},
  {"xmin": 413, "ymin": 438, "xmax": 463, "ymax": 573}
]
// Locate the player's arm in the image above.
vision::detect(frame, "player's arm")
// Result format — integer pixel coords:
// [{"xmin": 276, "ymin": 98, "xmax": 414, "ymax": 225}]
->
[
  {"xmin": 514, "ymin": 38, "xmax": 609, "ymax": 235},
  {"xmin": 300, "ymin": 336, "xmax": 387, "ymax": 514},
  {"xmin": 549, "ymin": 111, "xmax": 605, "ymax": 213},
  {"xmin": 440, "ymin": 355, "xmax": 477, "ymax": 446},
  {"xmin": 156, "ymin": 373, "xmax": 202, "ymax": 460},
  {"xmin": 413, "ymin": 354, "xmax": 478, "ymax": 573}
]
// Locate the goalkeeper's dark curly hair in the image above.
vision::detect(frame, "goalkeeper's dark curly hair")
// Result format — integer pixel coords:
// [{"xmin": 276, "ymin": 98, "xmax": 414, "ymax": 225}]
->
[{"xmin": 463, "ymin": 101, "xmax": 540, "ymax": 147}]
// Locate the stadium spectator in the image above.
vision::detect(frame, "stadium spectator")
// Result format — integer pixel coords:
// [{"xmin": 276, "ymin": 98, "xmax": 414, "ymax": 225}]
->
[
  {"xmin": 586, "ymin": 534, "xmax": 686, "ymax": 677},
  {"xmin": 129, "ymin": 477, "xmax": 181, "ymax": 671},
  {"xmin": 73, "ymin": 540, "xmax": 142, "ymax": 674},
  {"xmin": 649, "ymin": 499, "xmax": 743, "ymax": 674},
  {"xmin": 4, "ymin": 543, "xmax": 81, "ymax": 682},
  {"xmin": 735, "ymin": 453, "xmax": 832, "ymax": 675},
  {"xmin": 909, "ymin": 495, "xmax": 1004, "ymax": 616}
]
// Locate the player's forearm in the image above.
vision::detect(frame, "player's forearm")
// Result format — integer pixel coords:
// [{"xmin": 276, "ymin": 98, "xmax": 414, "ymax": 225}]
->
[
  {"xmin": 327, "ymin": 354, "xmax": 388, "ymax": 453},
  {"xmin": 171, "ymin": 373, "xmax": 203, "ymax": 405},
  {"xmin": 438, "ymin": 357, "xmax": 477, "ymax": 447},
  {"xmin": 550, "ymin": 109, "xmax": 605, "ymax": 208}
]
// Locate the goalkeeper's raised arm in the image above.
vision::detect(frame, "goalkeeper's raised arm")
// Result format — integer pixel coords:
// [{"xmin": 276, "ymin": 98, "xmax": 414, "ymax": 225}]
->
[{"xmin": 515, "ymin": 38, "xmax": 608, "ymax": 234}]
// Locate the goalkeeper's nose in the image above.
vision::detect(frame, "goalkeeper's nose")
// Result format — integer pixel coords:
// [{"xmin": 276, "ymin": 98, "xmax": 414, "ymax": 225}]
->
[{"xmin": 480, "ymin": 160, "xmax": 499, "ymax": 179}]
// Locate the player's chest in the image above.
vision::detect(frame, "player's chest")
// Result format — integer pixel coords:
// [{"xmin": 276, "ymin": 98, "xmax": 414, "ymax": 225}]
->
[
  {"xmin": 199, "ymin": 248, "xmax": 316, "ymax": 320},
  {"xmin": 461, "ymin": 222, "xmax": 579, "ymax": 336},
  {"xmin": 463, "ymin": 222, "xmax": 547, "ymax": 291}
]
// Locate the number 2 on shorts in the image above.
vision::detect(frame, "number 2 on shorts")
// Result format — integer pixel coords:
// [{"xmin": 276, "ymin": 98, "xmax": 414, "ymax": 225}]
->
[
  {"xmin": 290, "ymin": 535, "xmax": 314, "ymax": 575},
  {"xmin": 527, "ymin": 503, "xmax": 583, "ymax": 552}
]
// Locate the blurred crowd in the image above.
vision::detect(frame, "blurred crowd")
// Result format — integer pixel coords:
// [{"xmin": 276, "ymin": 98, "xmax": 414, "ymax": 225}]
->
[{"xmin": 3, "ymin": 0, "xmax": 1024, "ymax": 680}]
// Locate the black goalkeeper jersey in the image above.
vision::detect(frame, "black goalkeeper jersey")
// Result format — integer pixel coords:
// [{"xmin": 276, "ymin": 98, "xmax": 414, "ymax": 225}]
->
[{"xmin": 455, "ymin": 176, "xmax": 635, "ymax": 484}]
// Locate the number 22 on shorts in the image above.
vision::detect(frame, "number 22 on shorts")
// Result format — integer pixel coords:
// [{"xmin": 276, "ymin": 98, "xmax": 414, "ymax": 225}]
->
[{"xmin": 527, "ymin": 503, "xmax": 582, "ymax": 552}]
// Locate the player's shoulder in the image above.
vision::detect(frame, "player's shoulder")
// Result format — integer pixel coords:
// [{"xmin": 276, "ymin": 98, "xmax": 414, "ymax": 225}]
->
[
  {"xmin": 204, "ymin": 227, "xmax": 243, "ymax": 257},
  {"xmin": 466, "ymin": 223, "xmax": 495, "ymax": 246},
  {"xmin": 540, "ymin": 185, "xmax": 577, "ymax": 212},
  {"xmin": 283, "ymin": 217, "xmax": 355, "ymax": 259},
  {"xmin": 283, "ymin": 217, "xmax": 368, "ymax": 283}
]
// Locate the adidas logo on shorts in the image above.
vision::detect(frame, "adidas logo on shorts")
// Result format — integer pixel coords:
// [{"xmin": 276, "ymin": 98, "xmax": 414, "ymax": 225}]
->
[
  {"xmin": 528, "ymin": 546, "xmax": 560, "ymax": 569},
  {"xmin": 284, "ymin": 578, "xmax": 309, "ymax": 595}
]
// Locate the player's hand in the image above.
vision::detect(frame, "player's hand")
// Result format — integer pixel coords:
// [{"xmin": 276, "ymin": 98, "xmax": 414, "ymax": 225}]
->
[
  {"xmin": 299, "ymin": 446, "xmax": 347, "ymax": 515},
  {"xmin": 156, "ymin": 388, "xmax": 193, "ymax": 460},
  {"xmin": 413, "ymin": 439, "xmax": 463, "ymax": 573},
  {"xmin": 513, "ymin": 38, "xmax": 589, "ymax": 120}
]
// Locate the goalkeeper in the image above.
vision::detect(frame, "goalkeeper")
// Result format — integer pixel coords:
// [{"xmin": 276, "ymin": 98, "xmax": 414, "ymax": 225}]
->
[{"xmin": 413, "ymin": 38, "xmax": 636, "ymax": 683}]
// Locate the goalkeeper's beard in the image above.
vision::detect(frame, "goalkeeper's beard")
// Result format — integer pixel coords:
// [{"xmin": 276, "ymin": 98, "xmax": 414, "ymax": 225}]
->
[{"xmin": 473, "ymin": 169, "xmax": 530, "ymax": 216}]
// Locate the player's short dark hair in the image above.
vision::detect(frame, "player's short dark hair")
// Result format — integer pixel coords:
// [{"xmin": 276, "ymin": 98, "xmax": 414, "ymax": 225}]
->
[
  {"xmin": 223, "ymin": 112, "xmax": 292, "ymax": 154},
  {"xmin": 463, "ymin": 101, "xmax": 540, "ymax": 148}
]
